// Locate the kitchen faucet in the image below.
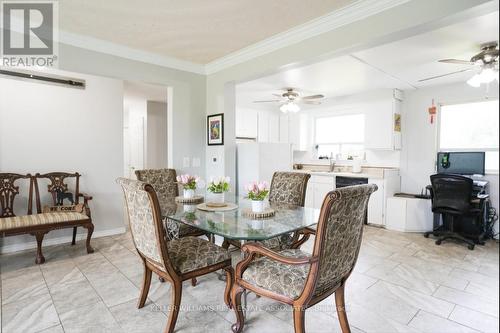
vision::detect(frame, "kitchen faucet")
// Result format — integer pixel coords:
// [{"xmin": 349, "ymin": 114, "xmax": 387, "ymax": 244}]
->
[{"xmin": 329, "ymin": 152, "xmax": 335, "ymax": 172}]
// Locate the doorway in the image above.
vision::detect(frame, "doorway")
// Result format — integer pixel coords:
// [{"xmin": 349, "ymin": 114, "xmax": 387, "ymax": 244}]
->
[{"xmin": 123, "ymin": 81, "xmax": 170, "ymax": 178}]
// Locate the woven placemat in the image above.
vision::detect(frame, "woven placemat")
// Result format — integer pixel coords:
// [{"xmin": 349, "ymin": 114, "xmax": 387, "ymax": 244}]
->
[
  {"xmin": 175, "ymin": 196, "xmax": 204, "ymax": 204},
  {"xmin": 242, "ymin": 208, "xmax": 276, "ymax": 219},
  {"xmin": 196, "ymin": 202, "xmax": 238, "ymax": 212}
]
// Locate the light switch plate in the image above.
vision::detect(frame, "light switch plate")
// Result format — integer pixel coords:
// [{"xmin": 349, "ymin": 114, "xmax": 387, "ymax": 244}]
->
[{"xmin": 183, "ymin": 157, "xmax": 190, "ymax": 168}]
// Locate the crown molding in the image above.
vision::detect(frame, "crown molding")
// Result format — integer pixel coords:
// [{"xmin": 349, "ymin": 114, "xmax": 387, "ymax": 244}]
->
[
  {"xmin": 58, "ymin": 0, "xmax": 410, "ymax": 76},
  {"xmin": 204, "ymin": 0, "xmax": 411, "ymax": 74},
  {"xmin": 59, "ymin": 31, "xmax": 207, "ymax": 75}
]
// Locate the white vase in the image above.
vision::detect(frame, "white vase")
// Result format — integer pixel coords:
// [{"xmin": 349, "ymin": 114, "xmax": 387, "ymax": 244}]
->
[
  {"xmin": 211, "ymin": 192, "xmax": 225, "ymax": 203},
  {"xmin": 183, "ymin": 204, "xmax": 196, "ymax": 213},
  {"xmin": 184, "ymin": 189, "xmax": 195, "ymax": 199},
  {"xmin": 252, "ymin": 200, "xmax": 264, "ymax": 213}
]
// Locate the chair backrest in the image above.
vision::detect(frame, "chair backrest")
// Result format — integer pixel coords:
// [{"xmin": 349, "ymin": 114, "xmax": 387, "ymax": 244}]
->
[
  {"xmin": 117, "ymin": 177, "xmax": 174, "ymax": 274},
  {"xmin": 135, "ymin": 169, "xmax": 179, "ymax": 202},
  {"xmin": 310, "ymin": 184, "xmax": 377, "ymax": 295},
  {"xmin": 268, "ymin": 172, "xmax": 311, "ymax": 207},
  {"xmin": 0, "ymin": 173, "xmax": 32, "ymax": 217},
  {"xmin": 34, "ymin": 172, "xmax": 81, "ymax": 213},
  {"xmin": 430, "ymin": 174, "xmax": 473, "ymax": 214}
]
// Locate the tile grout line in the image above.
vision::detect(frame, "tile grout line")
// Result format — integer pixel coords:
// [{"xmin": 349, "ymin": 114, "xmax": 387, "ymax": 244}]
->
[{"xmin": 37, "ymin": 265, "xmax": 64, "ymax": 333}]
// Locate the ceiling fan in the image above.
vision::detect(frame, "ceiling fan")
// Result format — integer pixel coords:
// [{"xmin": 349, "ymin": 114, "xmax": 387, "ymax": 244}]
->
[
  {"xmin": 253, "ymin": 88, "xmax": 324, "ymax": 113},
  {"xmin": 419, "ymin": 41, "xmax": 499, "ymax": 87}
]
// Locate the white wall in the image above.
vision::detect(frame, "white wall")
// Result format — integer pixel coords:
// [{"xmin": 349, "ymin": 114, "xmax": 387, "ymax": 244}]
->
[
  {"xmin": 401, "ymin": 81, "xmax": 499, "ymax": 235},
  {"xmin": 0, "ymin": 70, "xmax": 125, "ymax": 251}
]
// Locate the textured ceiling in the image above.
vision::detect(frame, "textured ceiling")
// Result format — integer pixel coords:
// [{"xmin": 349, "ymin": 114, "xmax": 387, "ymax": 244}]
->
[{"xmin": 59, "ymin": 0, "xmax": 356, "ymax": 64}]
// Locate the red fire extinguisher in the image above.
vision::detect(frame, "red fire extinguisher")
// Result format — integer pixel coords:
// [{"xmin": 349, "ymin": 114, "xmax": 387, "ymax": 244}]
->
[{"xmin": 428, "ymin": 99, "xmax": 437, "ymax": 124}]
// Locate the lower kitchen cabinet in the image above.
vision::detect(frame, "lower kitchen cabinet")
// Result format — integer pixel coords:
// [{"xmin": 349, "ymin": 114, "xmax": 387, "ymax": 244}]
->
[
  {"xmin": 367, "ymin": 179, "xmax": 384, "ymax": 226},
  {"xmin": 305, "ymin": 175, "xmax": 334, "ymax": 209}
]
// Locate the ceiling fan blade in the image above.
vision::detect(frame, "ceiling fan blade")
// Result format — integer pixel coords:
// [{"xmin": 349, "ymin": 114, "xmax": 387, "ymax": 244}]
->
[
  {"xmin": 253, "ymin": 100, "xmax": 280, "ymax": 103},
  {"xmin": 302, "ymin": 94, "xmax": 325, "ymax": 100},
  {"xmin": 439, "ymin": 59, "xmax": 473, "ymax": 65},
  {"xmin": 303, "ymin": 100, "xmax": 322, "ymax": 105},
  {"xmin": 418, "ymin": 68, "xmax": 475, "ymax": 82},
  {"xmin": 272, "ymin": 93, "xmax": 284, "ymax": 98}
]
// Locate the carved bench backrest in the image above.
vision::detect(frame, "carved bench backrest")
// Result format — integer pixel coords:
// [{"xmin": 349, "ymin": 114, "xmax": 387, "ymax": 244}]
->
[
  {"xmin": 34, "ymin": 172, "xmax": 81, "ymax": 213},
  {"xmin": 0, "ymin": 173, "xmax": 33, "ymax": 218}
]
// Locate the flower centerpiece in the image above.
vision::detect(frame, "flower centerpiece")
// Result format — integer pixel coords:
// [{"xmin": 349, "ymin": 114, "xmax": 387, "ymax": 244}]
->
[
  {"xmin": 176, "ymin": 174, "xmax": 200, "ymax": 199},
  {"xmin": 245, "ymin": 181, "xmax": 269, "ymax": 213},
  {"xmin": 207, "ymin": 176, "xmax": 230, "ymax": 203}
]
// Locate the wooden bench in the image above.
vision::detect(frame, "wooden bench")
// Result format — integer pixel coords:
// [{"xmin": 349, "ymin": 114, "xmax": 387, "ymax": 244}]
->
[{"xmin": 0, "ymin": 172, "xmax": 94, "ymax": 264}]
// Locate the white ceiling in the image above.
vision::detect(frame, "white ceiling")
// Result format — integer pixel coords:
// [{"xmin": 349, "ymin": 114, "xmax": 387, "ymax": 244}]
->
[
  {"xmin": 59, "ymin": 0, "xmax": 355, "ymax": 64},
  {"xmin": 236, "ymin": 11, "xmax": 499, "ymax": 109}
]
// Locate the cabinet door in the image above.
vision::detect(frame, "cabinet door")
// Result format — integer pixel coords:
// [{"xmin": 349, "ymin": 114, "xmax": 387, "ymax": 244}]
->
[
  {"xmin": 364, "ymin": 100, "xmax": 394, "ymax": 150},
  {"xmin": 268, "ymin": 112, "xmax": 280, "ymax": 143},
  {"xmin": 305, "ymin": 182, "xmax": 314, "ymax": 208},
  {"xmin": 279, "ymin": 115, "xmax": 289, "ymax": 143},
  {"xmin": 367, "ymin": 179, "xmax": 384, "ymax": 225},
  {"xmin": 313, "ymin": 182, "xmax": 333, "ymax": 209},
  {"xmin": 257, "ymin": 111, "xmax": 269, "ymax": 142}
]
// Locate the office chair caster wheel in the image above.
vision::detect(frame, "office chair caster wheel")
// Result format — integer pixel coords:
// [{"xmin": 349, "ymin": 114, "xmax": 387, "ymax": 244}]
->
[
  {"xmin": 468, "ymin": 244, "xmax": 475, "ymax": 250},
  {"xmin": 435, "ymin": 240, "xmax": 442, "ymax": 245}
]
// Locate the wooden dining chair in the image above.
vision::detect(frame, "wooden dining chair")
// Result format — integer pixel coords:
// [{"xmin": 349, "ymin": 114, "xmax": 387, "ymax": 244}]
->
[
  {"xmin": 117, "ymin": 178, "xmax": 234, "ymax": 333},
  {"xmin": 230, "ymin": 184, "xmax": 378, "ymax": 333},
  {"xmin": 222, "ymin": 171, "xmax": 311, "ymax": 251},
  {"xmin": 135, "ymin": 168, "xmax": 207, "ymax": 240}
]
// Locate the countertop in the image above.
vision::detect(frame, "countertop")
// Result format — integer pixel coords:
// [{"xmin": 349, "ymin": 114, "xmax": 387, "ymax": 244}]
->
[{"xmin": 292, "ymin": 169, "xmax": 398, "ymax": 179}]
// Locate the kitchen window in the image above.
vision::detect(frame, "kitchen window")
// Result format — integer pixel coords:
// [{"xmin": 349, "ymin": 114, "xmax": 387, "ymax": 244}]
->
[
  {"xmin": 315, "ymin": 114, "xmax": 365, "ymax": 158},
  {"xmin": 439, "ymin": 100, "xmax": 499, "ymax": 173}
]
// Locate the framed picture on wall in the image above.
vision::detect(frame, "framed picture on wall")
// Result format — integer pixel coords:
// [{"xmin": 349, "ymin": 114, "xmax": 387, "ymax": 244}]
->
[{"xmin": 207, "ymin": 113, "xmax": 224, "ymax": 145}]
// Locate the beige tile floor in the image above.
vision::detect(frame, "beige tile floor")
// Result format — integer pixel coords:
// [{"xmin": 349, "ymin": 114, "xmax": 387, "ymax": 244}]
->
[{"xmin": 0, "ymin": 227, "xmax": 498, "ymax": 333}]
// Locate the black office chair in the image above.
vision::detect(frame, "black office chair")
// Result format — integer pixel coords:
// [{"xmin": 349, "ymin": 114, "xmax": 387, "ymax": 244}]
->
[{"xmin": 424, "ymin": 174, "xmax": 481, "ymax": 250}]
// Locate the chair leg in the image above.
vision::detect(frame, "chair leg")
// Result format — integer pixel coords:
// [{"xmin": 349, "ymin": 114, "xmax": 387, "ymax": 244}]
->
[
  {"xmin": 222, "ymin": 238, "xmax": 230, "ymax": 249},
  {"xmin": 71, "ymin": 226, "xmax": 77, "ymax": 245},
  {"xmin": 165, "ymin": 281, "xmax": 182, "ymax": 333},
  {"xmin": 191, "ymin": 278, "xmax": 197, "ymax": 287},
  {"xmin": 34, "ymin": 232, "xmax": 46, "ymax": 264},
  {"xmin": 335, "ymin": 285, "xmax": 351, "ymax": 333},
  {"xmin": 137, "ymin": 260, "xmax": 152, "ymax": 309},
  {"xmin": 293, "ymin": 306, "xmax": 306, "ymax": 333},
  {"xmin": 231, "ymin": 285, "xmax": 245, "ymax": 333},
  {"xmin": 223, "ymin": 267, "xmax": 234, "ymax": 309},
  {"xmin": 84, "ymin": 223, "xmax": 95, "ymax": 254}
]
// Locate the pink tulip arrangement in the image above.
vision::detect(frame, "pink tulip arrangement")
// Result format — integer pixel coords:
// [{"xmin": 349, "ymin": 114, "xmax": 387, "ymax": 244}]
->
[
  {"xmin": 176, "ymin": 174, "xmax": 200, "ymax": 190},
  {"xmin": 245, "ymin": 181, "xmax": 269, "ymax": 201}
]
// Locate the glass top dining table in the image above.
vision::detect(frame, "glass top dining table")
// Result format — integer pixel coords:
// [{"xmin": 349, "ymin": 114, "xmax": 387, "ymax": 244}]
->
[{"xmin": 166, "ymin": 195, "xmax": 320, "ymax": 241}]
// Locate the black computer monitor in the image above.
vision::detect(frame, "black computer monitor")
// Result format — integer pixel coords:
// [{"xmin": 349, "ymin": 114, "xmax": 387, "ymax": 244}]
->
[{"xmin": 437, "ymin": 152, "xmax": 485, "ymax": 175}]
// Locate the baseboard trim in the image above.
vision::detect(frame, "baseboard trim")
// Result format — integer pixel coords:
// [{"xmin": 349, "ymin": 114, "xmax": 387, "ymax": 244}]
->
[{"xmin": 0, "ymin": 227, "xmax": 127, "ymax": 255}]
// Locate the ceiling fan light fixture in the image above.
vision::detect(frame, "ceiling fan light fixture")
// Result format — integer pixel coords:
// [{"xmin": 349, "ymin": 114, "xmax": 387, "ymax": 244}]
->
[
  {"xmin": 279, "ymin": 102, "xmax": 300, "ymax": 113},
  {"xmin": 467, "ymin": 73, "xmax": 482, "ymax": 87}
]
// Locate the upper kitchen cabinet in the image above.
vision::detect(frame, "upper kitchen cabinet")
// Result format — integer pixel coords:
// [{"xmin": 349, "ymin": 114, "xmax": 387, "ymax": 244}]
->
[
  {"xmin": 364, "ymin": 97, "xmax": 402, "ymax": 151},
  {"xmin": 280, "ymin": 113, "xmax": 310, "ymax": 151},
  {"xmin": 236, "ymin": 108, "xmax": 258, "ymax": 139}
]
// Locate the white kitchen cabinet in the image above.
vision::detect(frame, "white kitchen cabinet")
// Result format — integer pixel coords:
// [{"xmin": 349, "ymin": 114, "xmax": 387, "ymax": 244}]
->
[
  {"xmin": 289, "ymin": 113, "xmax": 309, "ymax": 151},
  {"xmin": 305, "ymin": 175, "xmax": 334, "ymax": 209},
  {"xmin": 367, "ymin": 178, "xmax": 384, "ymax": 226},
  {"xmin": 279, "ymin": 115, "xmax": 289, "ymax": 143},
  {"xmin": 257, "ymin": 110, "xmax": 269, "ymax": 142},
  {"xmin": 364, "ymin": 99, "xmax": 402, "ymax": 151},
  {"xmin": 268, "ymin": 112, "xmax": 280, "ymax": 143},
  {"xmin": 236, "ymin": 109, "xmax": 258, "ymax": 138}
]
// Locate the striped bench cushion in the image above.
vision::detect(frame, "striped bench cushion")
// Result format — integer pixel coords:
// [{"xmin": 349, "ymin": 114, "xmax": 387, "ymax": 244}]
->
[{"xmin": 0, "ymin": 212, "xmax": 89, "ymax": 231}]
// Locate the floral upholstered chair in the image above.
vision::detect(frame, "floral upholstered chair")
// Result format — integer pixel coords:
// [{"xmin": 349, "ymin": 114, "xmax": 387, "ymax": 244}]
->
[
  {"xmin": 117, "ymin": 178, "xmax": 234, "ymax": 333},
  {"xmin": 135, "ymin": 169, "xmax": 206, "ymax": 240},
  {"xmin": 222, "ymin": 172, "xmax": 311, "ymax": 251},
  {"xmin": 231, "ymin": 184, "xmax": 377, "ymax": 333}
]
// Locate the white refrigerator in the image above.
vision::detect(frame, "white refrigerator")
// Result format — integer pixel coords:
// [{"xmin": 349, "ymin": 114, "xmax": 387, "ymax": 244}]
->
[{"xmin": 236, "ymin": 142, "xmax": 293, "ymax": 196}]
